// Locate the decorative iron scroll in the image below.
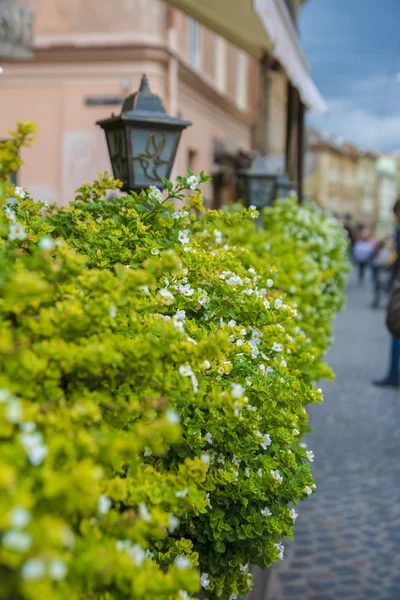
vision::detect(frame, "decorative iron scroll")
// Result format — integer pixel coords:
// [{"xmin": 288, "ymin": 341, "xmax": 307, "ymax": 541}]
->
[
  {"xmin": 132, "ymin": 131, "xmax": 172, "ymax": 182},
  {"xmin": 0, "ymin": 0, "xmax": 34, "ymax": 59}
]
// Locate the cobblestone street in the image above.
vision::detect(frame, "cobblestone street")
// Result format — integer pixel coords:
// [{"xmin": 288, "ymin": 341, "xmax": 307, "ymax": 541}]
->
[{"xmin": 266, "ymin": 274, "xmax": 400, "ymax": 600}]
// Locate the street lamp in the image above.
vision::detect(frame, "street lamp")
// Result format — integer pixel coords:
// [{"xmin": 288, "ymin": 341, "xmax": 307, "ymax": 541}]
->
[
  {"xmin": 97, "ymin": 74, "xmax": 192, "ymax": 192},
  {"xmin": 237, "ymin": 156, "xmax": 277, "ymax": 209}
]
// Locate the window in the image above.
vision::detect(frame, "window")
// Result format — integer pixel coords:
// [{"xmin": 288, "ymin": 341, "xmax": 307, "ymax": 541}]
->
[
  {"xmin": 188, "ymin": 18, "xmax": 202, "ymax": 70},
  {"xmin": 236, "ymin": 50, "xmax": 248, "ymax": 110},
  {"xmin": 214, "ymin": 36, "xmax": 227, "ymax": 93}
]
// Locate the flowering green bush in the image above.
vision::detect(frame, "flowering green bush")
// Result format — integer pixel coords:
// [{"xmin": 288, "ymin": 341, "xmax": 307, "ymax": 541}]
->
[{"xmin": 0, "ymin": 127, "xmax": 347, "ymax": 600}]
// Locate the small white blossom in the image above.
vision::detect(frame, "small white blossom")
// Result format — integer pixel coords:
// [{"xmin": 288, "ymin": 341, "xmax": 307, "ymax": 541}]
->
[
  {"xmin": 187, "ymin": 174, "xmax": 200, "ymax": 190},
  {"xmin": 231, "ymin": 383, "xmax": 245, "ymax": 399},
  {"xmin": 245, "ymin": 467, "xmax": 250, "ymax": 478},
  {"xmin": 266, "ymin": 366, "xmax": 274, "ymax": 375},
  {"xmin": 4, "ymin": 207, "xmax": 16, "ymax": 221},
  {"xmin": 6, "ymin": 399, "xmax": 22, "ymax": 423},
  {"xmin": 206, "ymin": 493, "xmax": 212, "ymax": 509},
  {"xmin": 109, "ymin": 305, "xmax": 117, "ymax": 318},
  {"xmin": 129, "ymin": 544, "xmax": 145, "ymax": 566},
  {"xmin": 217, "ymin": 455, "xmax": 225, "ymax": 465},
  {"xmin": 21, "ymin": 558, "xmax": 46, "ymax": 580},
  {"xmin": 169, "ymin": 514, "xmax": 180, "ymax": 533},
  {"xmin": 146, "ymin": 549, "xmax": 154, "ymax": 559},
  {"xmin": 257, "ymin": 468, "xmax": 263, "ymax": 477},
  {"xmin": 229, "ymin": 595, "xmax": 238, "ymax": 600},
  {"xmin": 251, "ymin": 329, "xmax": 262, "ymax": 344},
  {"xmin": 179, "ymin": 591, "xmax": 191, "ymax": 600},
  {"xmin": 8, "ymin": 223, "xmax": 26, "ymax": 241},
  {"xmin": 175, "ymin": 488, "xmax": 189, "ymax": 498},
  {"xmin": 139, "ymin": 503, "xmax": 151, "ymax": 522},
  {"xmin": 148, "ymin": 185, "xmax": 162, "ymax": 202},
  {"xmin": 201, "ymin": 573, "xmax": 210, "ymax": 589},
  {"xmin": 38, "ymin": 236, "xmax": 55, "ymax": 251},
  {"xmin": 226, "ymin": 275, "xmax": 243, "ymax": 286},
  {"xmin": 236, "ymin": 339, "xmax": 244, "ymax": 347},
  {"xmin": 306, "ymin": 450, "xmax": 315, "ymax": 462},
  {"xmin": 151, "ymin": 248, "xmax": 160, "ymax": 255},
  {"xmin": 205, "ymin": 432, "xmax": 213, "ymax": 445},
  {"xmin": 98, "ymin": 494, "xmax": 112, "ymax": 514},
  {"xmin": 10, "ymin": 507, "xmax": 31, "ymax": 529},
  {"xmin": 248, "ymin": 268, "xmax": 256, "ymax": 275},
  {"xmin": 304, "ymin": 486, "xmax": 313, "ymax": 496},
  {"xmin": 240, "ymin": 563, "xmax": 249, "ymax": 573},
  {"xmin": 198, "ymin": 290, "xmax": 209, "ymax": 305},
  {"xmin": 280, "ymin": 358, "xmax": 287, "ymax": 368},
  {"xmin": 49, "ymin": 559, "xmax": 68, "ymax": 581},
  {"xmin": 2, "ymin": 530, "xmax": 32, "ymax": 552},
  {"xmin": 271, "ymin": 469, "xmax": 283, "ymax": 484},
  {"xmin": 260, "ymin": 433, "xmax": 272, "ymax": 450},
  {"xmin": 14, "ymin": 186, "xmax": 26, "ymax": 199},
  {"xmin": 178, "ymin": 229, "xmax": 190, "ymax": 245},
  {"xmin": 159, "ymin": 288, "xmax": 175, "ymax": 305},
  {"xmin": 261, "ymin": 507, "xmax": 272, "ymax": 517},
  {"xmin": 274, "ymin": 298, "xmax": 283, "ymax": 309},
  {"xmin": 175, "ymin": 309, "xmax": 186, "ymax": 321},
  {"xmin": 140, "ymin": 285, "xmax": 150, "ymax": 294},
  {"xmin": 264, "ymin": 299, "xmax": 270, "ymax": 309},
  {"xmin": 178, "ymin": 283, "xmax": 194, "ymax": 297},
  {"xmin": 143, "ymin": 446, "xmax": 152, "ymax": 457},
  {"xmin": 200, "ymin": 453, "xmax": 211, "ymax": 465},
  {"xmin": 179, "ymin": 364, "xmax": 193, "ymax": 377},
  {"xmin": 272, "ymin": 342, "xmax": 283, "ymax": 352},
  {"xmin": 166, "ymin": 409, "xmax": 180, "ymax": 425},
  {"xmin": 203, "ymin": 360, "xmax": 211, "ymax": 370},
  {"xmin": 289, "ymin": 508, "xmax": 298, "ymax": 521},
  {"xmin": 228, "ymin": 319, "xmax": 237, "ymax": 328},
  {"xmin": 267, "ymin": 279, "xmax": 274, "ymax": 288},
  {"xmin": 259, "ymin": 364, "xmax": 266, "ymax": 374},
  {"xmin": 274, "ymin": 542, "xmax": 284, "ymax": 560},
  {"xmin": 175, "ymin": 555, "xmax": 191, "ymax": 570},
  {"xmin": 299, "ymin": 442, "xmax": 307, "ymax": 449},
  {"xmin": 293, "ymin": 429, "xmax": 300, "ymax": 436}
]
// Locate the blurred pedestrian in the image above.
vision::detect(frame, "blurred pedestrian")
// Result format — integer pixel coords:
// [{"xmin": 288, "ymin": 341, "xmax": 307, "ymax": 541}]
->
[
  {"xmin": 373, "ymin": 198, "xmax": 400, "ymax": 387},
  {"xmin": 352, "ymin": 227, "xmax": 376, "ymax": 284}
]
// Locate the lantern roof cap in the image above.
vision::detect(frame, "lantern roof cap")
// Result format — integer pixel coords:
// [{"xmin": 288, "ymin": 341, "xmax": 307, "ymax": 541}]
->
[{"xmin": 98, "ymin": 74, "xmax": 191, "ymax": 129}]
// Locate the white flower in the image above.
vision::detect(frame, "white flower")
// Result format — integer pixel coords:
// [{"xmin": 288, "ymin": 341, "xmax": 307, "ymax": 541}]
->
[
  {"xmin": 124, "ymin": 264, "xmax": 131, "ymax": 269},
  {"xmin": 299, "ymin": 442, "xmax": 307, "ymax": 449},
  {"xmin": 260, "ymin": 433, "xmax": 272, "ymax": 450},
  {"xmin": 271, "ymin": 469, "xmax": 283, "ymax": 484},
  {"xmin": 187, "ymin": 174, "xmax": 200, "ymax": 190},
  {"xmin": 139, "ymin": 503, "xmax": 151, "ymax": 522},
  {"xmin": 148, "ymin": 185, "xmax": 162, "ymax": 202},
  {"xmin": 178, "ymin": 229, "xmax": 190, "ymax": 245},
  {"xmin": 49, "ymin": 559, "xmax": 68, "ymax": 581},
  {"xmin": 191, "ymin": 373, "xmax": 199, "ymax": 394},
  {"xmin": 266, "ymin": 366, "xmax": 274, "ymax": 375},
  {"xmin": 213, "ymin": 229, "xmax": 223, "ymax": 244},
  {"xmin": 98, "ymin": 494, "xmax": 112, "ymax": 514},
  {"xmin": 289, "ymin": 508, "xmax": 298, "ymax": 521},
  {"xmin": 274, "ymin": 298, "xmax": 283, "ymax": 309},
  {"xmin": 217, "ymin": 455, "xmax": 225, "ymax": 465},
  {"xmin": 198, "ymin": 290, "xmax": 209, "ymax": 305},
  {"xmin": 272, "ymin": 342, "xmax": 283, "ymax": 352},
  {"xmin": 129, "ymin": 544, "xmax": 145, "ymax": 566},
  {"xmin": 245, "ymin": 467, "xmax": 250, "ymax": 478},
  {"xmin": 140, "ymin": 285, "xmax": 150, "ymax": 295},
  {"xmin": 205, "ymin": 432, "xmax": 213, "ymax": 445},
  {"xmin": 261, "ymin": 507, "xmax": 272, "ymax": 517},
  {"xmin": 0, "ymin": 388, "xmax": 12, "ymax": 403},
  {"xmin": 109, "ymin": 305, "xmax": 117, "ymax": 318},
  {"xmin": 146, "ymin": 549, "xmax": 154, "ymax": 559},
  {"xmin": 166, "ymin": 409, "xmax": 180, "ymax": 425},
  {"xmin": 19, "ymin": 422, "xmax": 36, "ymax": 433},
  {"xmin": 179, "ymin": 365, "xmax": 193, "ymax": 377},
  {"xmin": 21, "ymin": 558, "xmax": 46, "ymax": 580},
  {"xmin": 259, "ymin": 364, "xmax": 266, "ymax": 375},
  {"xmin": 175, "ymin": 488, "xmax": 189, "ymax": 498},
  {"xmin": 280, "ymin": 358, "xmax": 287, "ymax": 368},
  {"xmin": 229, "ymin": 595, "xmax": 238, "ymax": 600},
  {"xmin": 169, "ymin": 514, "xmax": 180, "ymax": 533},
  {"xmin": 8, "ymin": 223, "xmax": 26, "ymax": 241},
  {"xmin": 236, "ymin": 339, "xmax": 244, "ymax": 347},
  {"xmin": 175, "ymin": 555, "xmax": 191, "ymax": 570},
  {"xmin": 206, "ymin": 493, "xmax": 212, "ymax": 509},
  {"xmin": 38, "ymin": 237, "xmax": 55, "ymax": 251},
  {"xmin": 251, "ymin": 329, "xmax": 262, "ymax": 344},
  {"xmin": 203, "ymin": 360, "xmax": 211, "ymax": 370},
  {"xmin": 6, "ymin": 399, "xmax": 22, "ymax": 423},
  {"xmin": 264, "ymin": 299, "xmax": 270, "ymax": 309},
  {"xmin": 267, "ymin": 279, "xmax": 274, "ymax": 288},
  {"xmin": 200, "ymin": 453, "xmax": 211, "ymax": 465},
  {"xmin": 179, "ymin": 591, "xmax": 191, "ymax": 600},
  {"xmin": 143, "ymin": 446, "xmax": 152, "ymax": 457},
  {"xmin": 293, "ymin": 429, "xmax": 300, "ymax": 436},
  {"xmin": 151, "ymin": 248, "xmax": 160, "ymax": 255},
  {"xmin": 217, "ymin": 366, "xmax": 225, "ymax": 375},
  {"xmin": 159, "ymin": 288, "xmax": 175, "ymax": 305},
  {"xmin": 4, "ymin": 207, "xmax": 16, "ymax": 221},
  {"xmin": 2, "ymin": 530, "xmax": 32, "ymax": 552},
  {"xmin": 248, "ymin": 268, "xmax": 256, "ymax": 275},
  {"xmin": 27, "ymin": 445, "xmax": 48, "ymax": 466},
  {"xmin": 231, "ymin": 383, "xmax": 245, "ymax": 399},
  {"xmin": 274, "ymin": 542, "xmax": 284, "ymax": 560},
  {"xmin": 175, "ymin": 309, "xmax": 186, "ymax": 321},
  {"xmin": 306, "ymin": 450, "xmax": 315, "ymax": 462},
  {"xmin": 201, "ymin": 573, "xmax": 210, "ymax": 589},
  {"xmin": 10, "ymin": 507, "xmax": 31, "ymax": 529},
  {"xmin": 257, "ymin": 468, "xmax": 263, "ymax": 477},
  {"xmin": 226, "ymin": 275, "xmax": 242, "ymax": 286},
  {"xmin": 14, "ymin": 186, "xmax": 26, "ymax": 199},
  {"xmin": 240, "ymin": 563, "xmax": 249, "ymax": 573},
  {"xmin": 303, "ymin": 486, "xmax": 313, "ymax": 496},
  {"xmin": 178, "ymin": 283, "xmax": 194, "ymax": 297}
]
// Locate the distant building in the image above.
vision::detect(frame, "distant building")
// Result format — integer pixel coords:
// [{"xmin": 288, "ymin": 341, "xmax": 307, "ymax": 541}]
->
[{"xmin": 376, "ymin": 155, "xmax": 398, "ymax": 235}]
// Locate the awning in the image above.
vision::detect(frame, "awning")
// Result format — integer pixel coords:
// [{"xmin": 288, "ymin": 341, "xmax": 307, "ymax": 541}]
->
[{"xmin": 164, "ymin": 0, "xmax": 326, "ymax": 114}]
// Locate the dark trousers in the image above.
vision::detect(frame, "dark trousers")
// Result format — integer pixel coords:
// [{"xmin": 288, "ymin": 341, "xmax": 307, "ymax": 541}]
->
[
  {"xmin": 358, "ymin": 261, "xmax": 368, "ymax": 283},
  {"xmin": 387, "ymin": 336, "xmax": 400, "ymax": 384}
]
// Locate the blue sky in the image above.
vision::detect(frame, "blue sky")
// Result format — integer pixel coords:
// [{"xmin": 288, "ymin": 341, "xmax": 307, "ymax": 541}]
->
[{"xmin": 299, "ymin": 0, "xmax": 400, "ymax": 152}]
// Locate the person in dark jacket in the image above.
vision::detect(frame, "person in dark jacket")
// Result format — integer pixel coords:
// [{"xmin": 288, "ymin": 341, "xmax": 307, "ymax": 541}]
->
[{"xmin": 373, "ymin": 198, "xmax": 400, "ymax": 387}]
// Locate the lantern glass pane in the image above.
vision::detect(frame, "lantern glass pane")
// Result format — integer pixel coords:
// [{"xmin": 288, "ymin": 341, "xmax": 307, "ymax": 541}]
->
[
  {"xmin": 105, "ymin": 128, "xmax": 129, "ymax": 187},
  {"xmin": 131, "ymin": 127, "xmax": 180, "ymax": 189},
  {"xmin": 250, "ymin": 178, "xmax": 274, "ymax": 207}
]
